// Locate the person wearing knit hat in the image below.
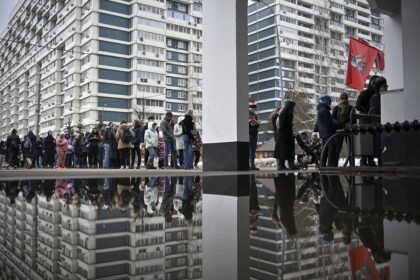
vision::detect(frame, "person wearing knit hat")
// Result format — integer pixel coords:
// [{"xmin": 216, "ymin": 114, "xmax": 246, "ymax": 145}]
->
[
  {"xmin": 315, "ymin": 94, "xmax": 339, "ymax": 167},
  {"xmin": 249, "ymin": 101, "xmax": 260, "ymax": 170}
]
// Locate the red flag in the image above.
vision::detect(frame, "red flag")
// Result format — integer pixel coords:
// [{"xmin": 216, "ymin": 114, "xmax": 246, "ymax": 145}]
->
[
  {"xmin": 376, "ymin": 50, "xmax": 385, "ymax": 71},
  {"xmin": 345, "ymin": 37, "xmax": 384, "ymax": 90},
  {"xmin": 348, "ymin": 246, "xmax": 390, "ymax": 280}
]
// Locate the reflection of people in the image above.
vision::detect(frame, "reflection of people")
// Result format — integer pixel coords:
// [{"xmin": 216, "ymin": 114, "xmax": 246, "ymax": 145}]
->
[
  {"xmin": 249, "ymin": 175, "xmax": 260, "ymax": 234},
  {"xmin": 161, "ymin": 177, "xmax": 176, "ymax": 223},
  {"xmin": 318, "ymin": 175, "xmax": 347, "ymax": 242},
  {"xmin": 272, "ymin": 174, "xmax": 297, "ymax": 237},
  {"xmin": 179, "ymin": 176, "xmax": 201, "ymax": 224}
]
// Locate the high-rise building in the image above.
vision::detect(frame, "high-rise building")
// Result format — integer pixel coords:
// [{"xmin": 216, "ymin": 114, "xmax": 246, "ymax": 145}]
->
[
  {"xmin": 0, "ymin": 0, "xmax": 203, "ymax": 139},
  {"xmin": 247, "ymin": 0, "xmax": 384, "ymax": 143}
]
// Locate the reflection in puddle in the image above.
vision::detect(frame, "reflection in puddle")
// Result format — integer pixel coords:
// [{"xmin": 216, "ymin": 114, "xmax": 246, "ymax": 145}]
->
[{"xmin": 0, "ymin": 173, "xmax": 418, "ymax": 279}]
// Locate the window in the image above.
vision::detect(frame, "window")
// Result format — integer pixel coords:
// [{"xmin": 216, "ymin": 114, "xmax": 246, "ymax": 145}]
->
[
  {"xmin": 102, "ymin": 111, "xmax": 130, "ymax": 122},
  {"xmin": 99, "ymin": 27, "xmax": 130, "ymax": 41},
  {"xmin": 178, "ymin": 104, "xmax": 186, "ymax": 111},
  {"xmin": 99, "ymin": 13, "xmax": 130, "ymax": 28},
  {"xmin": 99, "ymin": 55, "xmax": 130, "ymax": 68},
  {"xmin": 166, "ymin": 103, "xmax": 171, "ymax": 110},
  {"xmin": 99, "ymin": 41, "xmax": 130, "ymax": 55},
  {"xmin": 177, "ymin": 79, "xmax": 187, "ymax": 87},
  {"xmin": 138, "ymin": 17, "xmax": 165, "ymax": 29},
  {"xmin": 99, "ymin": 69, "xmax": 131, "ymax": 82},
  {"xmin": 98, "ymin": 97, "xmax": 129, "ymax": 109},
  {"xmin": 100, "ymin": 0, "xmax": 130, "ymax": 14}
]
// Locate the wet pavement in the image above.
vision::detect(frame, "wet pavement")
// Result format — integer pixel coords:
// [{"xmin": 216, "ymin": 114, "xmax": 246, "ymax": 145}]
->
[{"xmin": 0, "ymin": 171, "xmax": 419, "ymax": 279}]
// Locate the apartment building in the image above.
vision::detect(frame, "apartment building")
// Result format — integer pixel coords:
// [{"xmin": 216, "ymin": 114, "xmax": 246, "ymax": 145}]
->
[
  {"xmin": 247, "ymin": 0, "xmax": 384, "ymax": 142},
  {"xmin": 0, "ymin": 0, "xmax": 203, "ymax": 139}
]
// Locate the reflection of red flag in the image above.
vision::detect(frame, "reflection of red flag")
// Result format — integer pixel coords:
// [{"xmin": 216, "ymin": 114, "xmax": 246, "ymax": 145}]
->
[
  {"xmin": 345, "ymin": 37, "xmax": 384, "ymax": 90},
  {"xmin": 348, "ymin": 246, "xmax": 390, "ymax": 280}
]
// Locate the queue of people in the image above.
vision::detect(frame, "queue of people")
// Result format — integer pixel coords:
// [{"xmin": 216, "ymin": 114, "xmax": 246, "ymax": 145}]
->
[{"xmin": 0, "ymin": 110, "xmax": 202, "ymax": 170}]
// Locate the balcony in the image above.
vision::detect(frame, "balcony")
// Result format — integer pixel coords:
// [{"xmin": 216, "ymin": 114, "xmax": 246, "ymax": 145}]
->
[{"xmin": 344, "ymin": 15, "xmax": 357, "ymax": 23}]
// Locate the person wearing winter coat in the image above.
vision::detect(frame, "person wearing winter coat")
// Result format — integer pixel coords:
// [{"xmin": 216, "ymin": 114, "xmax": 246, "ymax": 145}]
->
[
  {"xmin": 314, "ymin": 94, "xmax": 339, "ymax": 167},
  {"xmin": 142, "ymin": 116, "xmax": 155, "ymax": 168},
  {"xmin": 332, "ymin": 92, "xmax": 354, "ymax": 162},
  {"xmin": 274, "ymin": 101, "xmax": 296, "ymax": 170},
  {"xmin": 65, "ymin": 134, "xmax": 74, "ymax": 168},
  {"xmin": 369, "ymin": 76, "xmax": 388, "ymax": 166},
  {"xmin": 116, "ymin": 120, "xmax": 135, "ymax": 169},
  {"xmin": 102, "ymin": 122, "xmax": 114, "ymax": 169},
  {"xmin": 144, "ymin": 122, "xmax": 159, "ymax": 169},
  {"xmin": 356, "ymin": 75, "xmax": 379, "ymax": 166},
  {"xmin": 43, "ymin": 130, "xmax": 56, "ymax": 168},
  {"xmin": 270, "ymin": 107, "xmax": 282, "ymax": 142},
  {"xmin": 157, "ymin": 131, "xmax": 165, "ymax": 169},
  {"xmin": 191, "ymin": 125, "xmax": 202, "ymax": 169},
  {"xmin": 35, "ymin": 136, "xmax": 44, "ymax": 168},
  {"xmin": 179, "ymin": 110, "xmax": 195, "ymax": 169},
  {"xmin": 87, "ymin": 128, "xmax": 101, "ymax": 168},
  {"xmin": 160, "ymin": 111, "xmax": 179, "ymax": 169},
  {"xmin": 73, "ymin": 133, "xmax": 84, "ymax": 168},
  {"xmin": 249, "ymin": 102, "xmax": 260, "ymax": 170},
  {"xmin": 22, "ymin": 130, "xmax": 37, "ymax": 168},
  {"xmin": 174, "ymin": 116, "xmax": 184, "ymax": 167},
  {"xmin": 5, "ymin": 129, "xmax": 21, "ymax": 169},
  {"xmin": 0, "ymin": 140, "xmax": 5, "ymax": 169},
  {"xmin": 56, "ymin": 133, "xmax": 68, "ymax": 168},
  {"xmin": 81, "ymin": 132, "xmax": 90, "ymax": 168},
  {"xmin": 131, "ymin": 119, "xmax": 144, "ymax": 169},
  {"xmin": 110, "ymin": 124, "xmax": 120, "ymax": 168}
]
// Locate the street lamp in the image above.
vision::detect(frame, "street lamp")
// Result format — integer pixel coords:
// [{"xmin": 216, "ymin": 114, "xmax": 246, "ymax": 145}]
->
[{"xmin": 251, "ymin": 0, "xmax": 285, "ymax": 106}]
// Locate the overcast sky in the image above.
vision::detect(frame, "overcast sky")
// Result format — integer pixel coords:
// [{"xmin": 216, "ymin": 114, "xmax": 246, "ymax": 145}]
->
[{"xmin": 0, "ymin": 0, "xmax": 20, "ymax": 34}]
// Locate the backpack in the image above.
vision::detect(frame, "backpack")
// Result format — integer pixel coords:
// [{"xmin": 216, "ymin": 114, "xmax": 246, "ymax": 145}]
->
[
  {"xmin": 9, "ymin": 137, "xmax": 19, "ymax": 150},
  {"xmin": 121, "ymin": 129, "xmax": 133, "ymax": 144},
  {"xmin": 24, "ymin": 137, "xmax": 32, "ymax": 150}
]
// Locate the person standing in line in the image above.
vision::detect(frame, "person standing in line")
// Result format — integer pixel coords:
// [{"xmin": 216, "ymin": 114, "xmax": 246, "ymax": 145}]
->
[
  {"xmin": 98, "ymin": 130, "xmax": 105, "ymax": 169},
  {"xmin": 116, "ymin": 120, "xmax": 134, "ymax": 169},
  {"xmin": 73, "ymin": 132, "xmax": 83, "ymax": 168},
  {"xmin": 157, "ymin": 131, "xmax": 165, "ymax": 169},
  {"xmin": 332, "ymin": 92, "xmax": 354, "ymax": 160},
  {"xmin": 56, "ymin": 133, "xmax": 68, "ymax": 169},
  {"xmin": 102, "ymin": 122, "xmax": 113, "ymax": 169},
  {"xmin": 174, "ymin": 116, "xmax": 185, "ymax": 168},
  {"xmin": 131, "ymin": 119, "xmax": 144, "ymax": 169},
  {"xmin": 249, "ymin": 101, "xmax": 260, "ymax": 170},
  {"xmin": 369, "ymin": 77, "xmax": 388, "ymax": 166},
  {"xmin": 87, "ymin": 128, "xmax": 101, "ymax": 168},
  {"xmin": 81, "ymin": 132, "xmax": 90, "ymax": 168},
  {"xmin": 160, "ymin": 112, "xmax": 180, "ymax": 169},
  {"xmin": 356, "ymin": 75, "xmax": 379, "ymax": 166},
  {"xmin": 142, "ymin": 116, "xmax": 155, "ymax": 168},
  {"xmin": 270, "ymin": 107, "xmax": 282, "ymax": 142},
  {"xmin": 315, "ymin": 94, "xmax": 339, "ymax": 167},
  {"xmin": 274, "ymin": 101, "xmax": 296, "ymax": 170},
  {"xmin": 65, "ymin": 134, "xmax": 74, "ymax": 168},
  {"xmin": 192, "ymin": 124, "xmax": 202, "ymax": 169},
  {"xmin": 0, "ymin": 140, "xmax": 5, "ymax": 169},
  {"xmin": 179, "ymin": 110, "xmax": 194, "ymax": 170},
  {"xmin": 35, "ymin": 136, "xmax": 44, "ymax": 168},
  {"xmin": 110, "ymin": 124, "xmax": 120, "ymax": 168},
  {"xmin": 6, "ymin": 129, "xmax": 21, "ymax": 169},
  {"xmin": 22, "ymin": 131, "xmax": 36, "ymax": 168},
  {"xmin": 145, "ymin": 122, "xmax": 159, "ymax": 169},
  {"xmin": 43, "ymin": 130, "xmax": 56, "ymax": 168}
]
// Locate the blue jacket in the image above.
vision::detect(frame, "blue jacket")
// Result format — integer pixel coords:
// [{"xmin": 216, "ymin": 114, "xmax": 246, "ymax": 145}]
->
[
  {"xmin": 132, "ymin": 126, "xmax": 144, "ymax": 146},
  {"xmin": 315, "ymin": 103, "xmax": 337, "ymax": 140}
]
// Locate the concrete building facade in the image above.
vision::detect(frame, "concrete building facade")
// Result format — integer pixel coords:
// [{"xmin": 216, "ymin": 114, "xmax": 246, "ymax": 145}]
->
[{"xmin": 0, "ymin": 0, "xmax": 203, "ymax": 139}]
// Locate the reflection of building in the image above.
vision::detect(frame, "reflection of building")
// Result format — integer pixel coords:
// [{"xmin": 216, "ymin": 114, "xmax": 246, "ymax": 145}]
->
[
  {"xmin": 0, "ymin": 0, "xmax": 203, "ymax": 139},
  {"xmin": 249, "ymin": 177, "xmax": 355, "ymax": 279},
  {"xmin": 0, "ymin": 178, "xmax": 202, "ymax": 280}
]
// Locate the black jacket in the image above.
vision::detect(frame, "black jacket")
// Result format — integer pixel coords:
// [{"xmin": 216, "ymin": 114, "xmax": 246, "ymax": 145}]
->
[
  {"xmin": 180, "ymin": 115, "xmax": 194, "ymax": 138},
  {"xmin": 356, "ymin": 85, "xmax": 375, "ymax": 114},
  {"xmin": 43, "ymin": 135, "xmax": 56, "ymax": 154},
  {"xmin": 102, "ymin": 127, "xmax": 113, "ymax": 144}
]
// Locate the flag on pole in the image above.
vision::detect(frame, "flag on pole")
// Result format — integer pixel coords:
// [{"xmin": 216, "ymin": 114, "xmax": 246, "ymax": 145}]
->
[{"xmin": 345, "ymin": 37, "xmax": 385, "ymax": 90}]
